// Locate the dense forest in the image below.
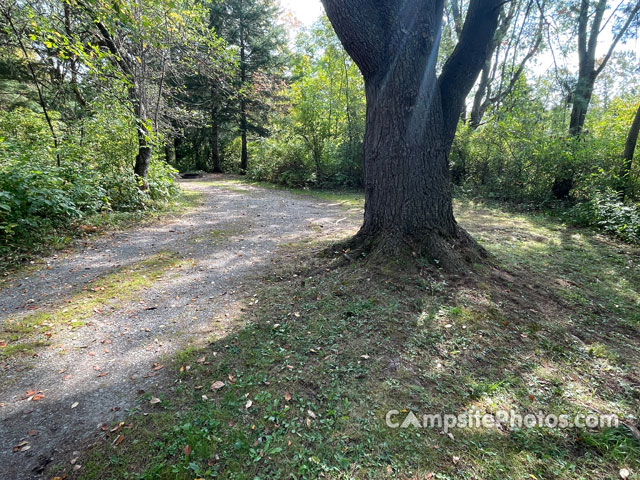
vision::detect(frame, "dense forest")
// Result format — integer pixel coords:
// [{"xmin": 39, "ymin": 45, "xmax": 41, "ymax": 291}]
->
[{"xmin": 1, "ymin": 0, "xmax": 639, "ymax": 265}]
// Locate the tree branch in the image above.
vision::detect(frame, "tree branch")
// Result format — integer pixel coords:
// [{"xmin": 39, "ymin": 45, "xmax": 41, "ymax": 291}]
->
[
  {"xmin": 320, "ymin": 0, "xmax": 393, "ymax": 78},
  {"xmin": 438, "ymin": 0, "xmax": 504, "ymax": 134},
  {"xmin": 595, "ymin": 0, "xmax": 640, "ymax": 76}
]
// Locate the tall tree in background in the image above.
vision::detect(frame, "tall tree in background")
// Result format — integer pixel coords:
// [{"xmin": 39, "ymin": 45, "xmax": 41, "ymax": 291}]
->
[
  {"xmin": 321, "ymin": 0, "xmax": 502, "ymax": 270},
  {"xmin": 210, "ymin": 0, "xmax": 286, "ymax": 174},
  {"xmin": 550, "ymin": 0, "xmax": 640, "ymax": 198},
  {"xmin": 621, "ymin": 101, "xmax": 640, "ymax": 198},
  {"xmin": 569, "ymin": 0, "xmax": 640, "ymax": 137},
  {"xmin": 467, "ymin": 0, "xmax": 545, "ymax": 128},
  {"xmin": 72, "ymin": 0, "xmax": 222, "ymax": 183}
]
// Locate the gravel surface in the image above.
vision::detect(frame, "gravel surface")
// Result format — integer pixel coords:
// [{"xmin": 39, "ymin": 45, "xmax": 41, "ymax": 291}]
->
[{"xmin": 0, "ymin": 176, "xmax": 360, "ymax": 479}]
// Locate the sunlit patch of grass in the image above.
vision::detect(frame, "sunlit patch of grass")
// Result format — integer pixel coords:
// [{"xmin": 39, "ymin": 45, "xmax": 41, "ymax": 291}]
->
[
  {"xmin": 0, "ymin": 252, "xmax": 186, "ymax": 360},
  {"xmin": 200, "ymin": 176, "xmax": 365, "ymax": 210}
]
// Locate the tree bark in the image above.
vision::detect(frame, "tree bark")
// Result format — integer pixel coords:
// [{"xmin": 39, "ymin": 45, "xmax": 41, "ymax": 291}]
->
[
  {"xmin": 165, "ymin": 141, "xmax": 176, "ymax": 164},
  {"xmin": 620, "ymin": 102, "xmax": 640, "ymax": 199},
  {"xmin": 240, "ymin": 103, "xmax": 248, "ymax": 174},
  {"xmin": 210, "ymin": 94, "xmax": 222, "ymax": 173},
  {"xmin": 211, "ymin": 120, "xmax": 222, "ymax": 173},
  {"xmin": 322, "ymin": 0, "xmax": 501, "ymax": 271},
  {"xmin": 470, "ymin": 61, "xmax": 491, "ymax": 128},
  {"xmin": 239, "ymin": 12, "xmax": 248, "ymax": 174},
  {"xmin": 134, "ymin": 122, "xmax": 152, "ymax": 182}
]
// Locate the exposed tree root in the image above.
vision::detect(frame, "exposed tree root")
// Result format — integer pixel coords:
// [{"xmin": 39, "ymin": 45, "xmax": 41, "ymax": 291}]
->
[{"xmin": 325, "ymin": 225, "xmax": 489, "ymax": 274}]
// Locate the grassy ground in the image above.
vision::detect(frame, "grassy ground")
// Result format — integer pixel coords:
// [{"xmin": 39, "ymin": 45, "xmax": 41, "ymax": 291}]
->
[
  {"xmin": 0, "ymin": 189, "xmax": 204, "ymax": 278},
  {"xmin": 55, "ymin": 189, "xmax": 640, "ymax": 480}
]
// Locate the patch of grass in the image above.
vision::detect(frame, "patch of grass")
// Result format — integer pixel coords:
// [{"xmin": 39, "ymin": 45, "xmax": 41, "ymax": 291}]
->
[
  {"xmin": 207, "ymin": 176, "xmax": 365, "ymax": 210},
  {"xmin": 56, "ymin": 200, "xmax": 640, "ymax": 480},
  {"xmin": 0, "ymin": 252, "xmax": 187, "ymax": 360}
]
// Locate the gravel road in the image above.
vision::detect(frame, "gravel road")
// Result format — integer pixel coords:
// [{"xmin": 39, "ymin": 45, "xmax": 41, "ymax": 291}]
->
[{"xmin": 0, "ymin": 176, "xmax": 360, "ymax": 479}]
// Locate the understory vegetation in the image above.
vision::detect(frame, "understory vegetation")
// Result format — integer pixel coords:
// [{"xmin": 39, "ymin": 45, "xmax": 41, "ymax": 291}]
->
[
  {"xmin": 0, "ymin": 106, "xmax": 183, "ymax": 269},
  {"xmin": 55, "ymin": 186, "xmax": 640, "ymax": 480}
]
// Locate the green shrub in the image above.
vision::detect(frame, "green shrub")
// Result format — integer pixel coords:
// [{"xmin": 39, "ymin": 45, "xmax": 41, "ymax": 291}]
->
[
  {"xmin": 566, "ymin": 189, "xmax": 640, "ymax": 243},
  {"xmin": 0, "ymin": 106, "xmax": 179, "ymax": 262}
]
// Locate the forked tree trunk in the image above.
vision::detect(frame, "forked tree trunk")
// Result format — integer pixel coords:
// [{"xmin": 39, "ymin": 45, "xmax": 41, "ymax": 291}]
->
[{"xmin": 322, "ymin": 0, "xmax": 501, "ymax": 271}]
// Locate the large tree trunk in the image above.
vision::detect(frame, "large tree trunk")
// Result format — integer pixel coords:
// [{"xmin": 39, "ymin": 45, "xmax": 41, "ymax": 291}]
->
[
  {"xmin": 358, "ymin": 75, "xmax": 467, "ymax": 264},
  {"xmin": 322, "ymin": 0, "xmax": 502, "ymax": 271}
]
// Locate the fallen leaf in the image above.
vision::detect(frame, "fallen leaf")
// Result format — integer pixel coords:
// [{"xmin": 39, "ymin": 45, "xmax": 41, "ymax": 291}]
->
[
  {"xmin": 211, "ymin": 381, "xmax": 225, "ymax": 391},
  {"xmin": 149, "ymin": 397, "xmax": 161, "ymax": 405},
  {"xmin": 361, "ymin": 354, "xmax": 370, "ymax": 360},
  {"xmin": 284, "ymin": 392, "xmax": 292, "ymax": 402},
  {"xmin": 97, "ymin": 372, "xmax": 108, "ymax": 377},
  {"xmin": 452, "ymin": 456, "xmax": 460, "ymax": 465},
  {"xmin": 307, "ymin": 410, "xmax": 316, "ymax": 419},
  {"xmin": 71, "ymin": 402, "xmax": 79, "ymax": 409},
  {"xmin": 27, "ymin": 430, "xmax": 38, "ymax": 436},
  {"xmin": 113, "ymin": 434, "xmax": 124, "ymax": 446},
  {"xmin": 184, "ymin": 444, "xmax": 192, "ymax": 456},
  {"xmin": 197, "ymin": 356, "xmax": 206, "ymax": 363},
  {"xmin": 12, "ymin": 441, "xmax": 28, "ymax": 453},
  {"xmin": 32, "ymin": 394, "xmax": 45, "ymax": 401},
  {"xmin": 0, "ymin": 341, "xmax": 7, "ymax": 348},
  {"xmin": 245, "ymin": 400, "xmax": 253, "ymax": 409},
  {"xmin": 620, "ymin": 469, "xmax": 631, "ymax": 479},
  {"xmin": 110, "ymin": 423, "xmax": 124, "ymax": 433}
]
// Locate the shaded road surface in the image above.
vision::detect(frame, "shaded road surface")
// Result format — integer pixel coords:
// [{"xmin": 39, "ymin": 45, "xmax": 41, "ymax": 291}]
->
[{"xmin": 0, "ymin": 176, "xmax": 359, "ymax": 479}]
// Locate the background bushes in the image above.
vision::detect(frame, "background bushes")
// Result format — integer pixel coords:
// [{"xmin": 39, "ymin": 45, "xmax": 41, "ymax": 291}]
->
[{"xmin": 0, "ymin": 106, "xmax": 179, "ymax": 262}]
